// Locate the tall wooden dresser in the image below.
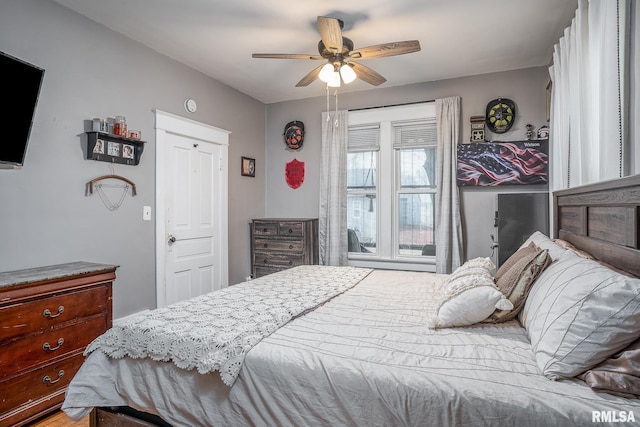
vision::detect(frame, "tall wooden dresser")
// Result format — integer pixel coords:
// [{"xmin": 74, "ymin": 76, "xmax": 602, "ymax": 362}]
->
[
  {"xmin": 251, "ymin": 218, "xmax": 318, "ymax": 278},
  {"xmin": 0, "ymin": 261, "xmax": 117, "ymax": 427}
]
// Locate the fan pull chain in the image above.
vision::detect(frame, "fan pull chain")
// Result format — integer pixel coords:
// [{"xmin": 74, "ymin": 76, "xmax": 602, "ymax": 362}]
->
[
  {"xmin": 326, "ymin": 84, "xmax": 330, "ymax": 122},
  {"xmin": 334, "ymin": 89, "xmax": 339, "ymax": 127}
]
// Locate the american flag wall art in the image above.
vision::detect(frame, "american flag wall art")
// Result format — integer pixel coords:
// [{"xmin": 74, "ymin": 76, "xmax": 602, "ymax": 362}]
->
[{"xmin": 456, "ymin": 140, "xmax": 548, "ymax": 186}]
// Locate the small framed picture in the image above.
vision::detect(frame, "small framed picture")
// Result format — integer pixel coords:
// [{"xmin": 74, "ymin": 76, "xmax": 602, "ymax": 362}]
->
[
  {"xmin": 241, "ymin": 156, "xmax": 255, "ymax": 177},
  {"xmin": 471, "ymin": 129, "xmax": 485, "ymax": 142},
  {"xmin": 93, "ymin": 138, "xmax": 105, "ymax": 154},
  {"xmin": 108, "ymin": 141, "xmax": 120, "ymax": 157},
  {"xmin": 122, "ymin": 144, "xmax": 134, "ymax": 159}
]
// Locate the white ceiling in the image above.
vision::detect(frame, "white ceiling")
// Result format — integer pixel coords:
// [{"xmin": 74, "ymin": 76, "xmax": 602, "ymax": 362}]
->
[{"xmin": 53, "ymin": 0, "xmax": 578, "ymax": 104}]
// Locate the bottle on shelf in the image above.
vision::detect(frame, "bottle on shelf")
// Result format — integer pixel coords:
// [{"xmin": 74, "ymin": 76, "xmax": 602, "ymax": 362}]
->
[{"xmin": 113, "ymin": 115, "xmax": 127, "ymax": 137}]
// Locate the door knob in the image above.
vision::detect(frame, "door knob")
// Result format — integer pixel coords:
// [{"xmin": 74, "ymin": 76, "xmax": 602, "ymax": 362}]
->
[{"xmin": 168, "ymin": 235, "xmax": 177, "ymax": 245}]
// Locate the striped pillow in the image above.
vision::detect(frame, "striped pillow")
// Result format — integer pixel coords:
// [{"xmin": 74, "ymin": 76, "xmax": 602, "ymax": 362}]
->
[{"xmin": 523, "ymin": 250, "xmax": 640, "ymax": 379}]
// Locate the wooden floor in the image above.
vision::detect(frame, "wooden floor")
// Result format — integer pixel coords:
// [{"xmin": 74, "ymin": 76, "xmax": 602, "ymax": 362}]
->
[{"xmin": 31, "ymin": 410, "xmax": 89, "ymax": 427}]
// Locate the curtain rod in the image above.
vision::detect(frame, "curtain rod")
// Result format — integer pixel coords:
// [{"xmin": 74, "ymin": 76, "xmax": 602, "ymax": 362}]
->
[{"xmin": 348, "ymin": 99, "xmax": 435, "ymax": 112}]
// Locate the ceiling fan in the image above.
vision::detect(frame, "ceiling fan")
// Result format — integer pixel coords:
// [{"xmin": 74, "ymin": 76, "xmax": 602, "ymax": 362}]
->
[{"xmin": 252, "ymin": 16, "xmax": 421, "ymax": 88}]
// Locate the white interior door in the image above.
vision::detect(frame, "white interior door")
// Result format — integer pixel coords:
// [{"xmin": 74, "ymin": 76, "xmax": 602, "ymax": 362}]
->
[
  {"xmin": 155, "ymin": 110, "xmax": 229, "ymax": 308},
  {"xmin": 165, "ymin": 135, "xmax": 219, "ymax": 304}
]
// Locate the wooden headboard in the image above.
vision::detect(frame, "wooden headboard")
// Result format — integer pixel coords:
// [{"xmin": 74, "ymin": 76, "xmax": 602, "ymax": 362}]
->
[{"xmin": 554, "ymin": 174, "xmax": 640, "ymax": 277}]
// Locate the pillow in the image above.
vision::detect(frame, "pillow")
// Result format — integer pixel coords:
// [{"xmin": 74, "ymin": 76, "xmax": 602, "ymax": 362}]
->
[
  {"xmin": 485, "ymin": 244, "xmax": 551, "ymax": 323},
  {"xmin": 430, "ymin": 259, "xmax": 512, "ymax": 328},
  {"xmin": 495, "ymin": 242, "xmax": 537, "ymax": 282},
  {"xmin": 519, "ymin": 231, "xmax": 566, "ymax": 261},
  {"xmin": 579, "ymin": 338, "xmax": 640, "ymax": 398},
  {"xmin": 457, "ymin": 256, "xmax": 496, "ymax": 271},
  {"xmin": 437, "ymin": 257, "xmax": 496, "ymax": 285},
  {"xmin": 447, "ymin": 266, "xmax": 494, "ymax": 282},
  {"xmin": 522, "ymin": 250, "xmax": 640, "ymax": 380},
  {"xmin": 596, "ymin": 260, "xmax": 638, "ymax": 278},
  {"xmin": 553, "ymin": 238, "xmax": 595, "ymax": 260},
  {"xmin": 552, "ymin": 238, "xmax": 636, "ymax": 277}
]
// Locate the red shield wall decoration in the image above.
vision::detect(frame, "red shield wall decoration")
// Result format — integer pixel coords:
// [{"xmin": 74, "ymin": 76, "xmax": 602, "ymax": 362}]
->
[{"xmin": 285, "ymin": 158, "xmax": 305, "ymax": 189}]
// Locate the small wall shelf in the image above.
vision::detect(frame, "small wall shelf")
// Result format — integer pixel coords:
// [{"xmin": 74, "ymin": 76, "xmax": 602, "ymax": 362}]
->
[{"xmin": 86, "ymin": 131, "xmax": 146, "ymax": 166}]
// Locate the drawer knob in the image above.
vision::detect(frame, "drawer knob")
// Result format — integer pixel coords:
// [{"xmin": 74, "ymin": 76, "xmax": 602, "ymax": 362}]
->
[
  {"xmin": 263, "ymin": 259, "xmax": 268, "ymax": 263},
  {"xmin": 263, "ymin": 228, "xmax": 268, "ymax": 232},
  {"xmin": 263, "ymin": 243, "xmax": 268, "ymax": 248},
  {"xmin": 289, "ymin": 244, "xmax": 293, "ymax": 249},
  {"xmin": 288, "ymin": 261, "xmax": 293, "ymax": 265},
  {"xmin": 43, "ymin": 370, "xmax": 64, "ymax": 385},
  {"xmin": 288, "ymin": 229, "xmax": 293, "ymax": 233},
  {"xmin": 43, "ymin": 306, "xmax": 64, "ymax": 319},
  {"xmin": 43, "ymin": 337, "xmax": 65, "ymax": 352}
]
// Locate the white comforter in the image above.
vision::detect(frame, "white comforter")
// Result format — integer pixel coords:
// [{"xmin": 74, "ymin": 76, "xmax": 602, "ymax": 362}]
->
[
  {"xmin": 82, "ymin": 265, "xmax": 371, "ymax": 386},
  {"xmin": 63, "ymin": 269, "xmax": 640, "ymax": 426}
]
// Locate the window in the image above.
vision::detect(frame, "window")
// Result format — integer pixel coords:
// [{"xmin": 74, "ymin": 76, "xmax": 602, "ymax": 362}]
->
[
  {"xmin": 347, "ymin": 127, "xmax": 379, "ymax": 254},
  {"xmin": 347, "ymin": 102, "xmax": 437, "ymax": 270}
]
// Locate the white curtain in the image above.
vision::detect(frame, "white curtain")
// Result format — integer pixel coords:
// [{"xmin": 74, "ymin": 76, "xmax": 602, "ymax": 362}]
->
[
  {"xmin": 634, "ymin": 2, "xmax": 640, "ymax": 174},
  {"xmin": 435, "ymin": 97, "xmax": 463, "ymax": 274},
  {"xmin": 550, "ymin": 0, "xmax": 630, "ymax": 190},
  {"xmin": 319, "ymin": 110, "xmax": 348, "ymax": 266}
]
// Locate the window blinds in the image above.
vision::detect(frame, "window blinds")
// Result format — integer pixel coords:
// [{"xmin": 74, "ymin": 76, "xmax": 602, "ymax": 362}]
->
[
  {"xmin": 348, "ymin": 125, "xmax": 380, "ymax": 152},
  {"xmin": 392, "ymin": 119, "xmax": 437, "ymax": 149}
]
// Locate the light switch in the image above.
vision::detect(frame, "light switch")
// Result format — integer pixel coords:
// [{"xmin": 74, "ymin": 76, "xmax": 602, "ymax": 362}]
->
[{"xmin": 143, "ymin": 206, "xmax": 152, "ymax": 221}]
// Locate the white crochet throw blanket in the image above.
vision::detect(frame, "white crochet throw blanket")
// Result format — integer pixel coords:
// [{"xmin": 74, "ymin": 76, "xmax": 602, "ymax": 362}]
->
[{"xmin": 85, "ymin": 265, "xmax": 372, "ymax": 386}]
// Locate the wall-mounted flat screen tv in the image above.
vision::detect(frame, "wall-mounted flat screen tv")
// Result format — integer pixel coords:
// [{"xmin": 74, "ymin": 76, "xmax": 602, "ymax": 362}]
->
[{"xmin": 0, "ymin": 51, "xmax": 45, "ymax": 169}]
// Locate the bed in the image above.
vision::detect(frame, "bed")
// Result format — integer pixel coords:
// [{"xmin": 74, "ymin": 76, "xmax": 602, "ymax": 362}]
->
[{"xmin": 62, "ymin": 175, "xmax": 640, "ymax": 426}]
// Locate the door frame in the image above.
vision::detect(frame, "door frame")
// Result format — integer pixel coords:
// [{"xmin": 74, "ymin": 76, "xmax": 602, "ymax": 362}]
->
[{"xmin": 154, "ymin": 109, "xmax": 230, "ymax": 308}]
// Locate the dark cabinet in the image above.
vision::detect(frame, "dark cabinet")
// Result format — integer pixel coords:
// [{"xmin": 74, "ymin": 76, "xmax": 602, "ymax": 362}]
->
[{"xmin": 251, "ymin": 218, "xmax": 318, "ymax": 278}]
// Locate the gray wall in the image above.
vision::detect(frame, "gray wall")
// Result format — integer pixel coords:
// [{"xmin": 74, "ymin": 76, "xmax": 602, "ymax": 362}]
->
[
  {"xmin": 5, "ymin": 0, "xmax": 622, "ymax": 316},
  {"xmin": 0, "ymin": 0, "xmax": 265, "ymax": 318},
  {"xmin": 265, "ymin": 67, "xmax": 550, "ymax": 263}
]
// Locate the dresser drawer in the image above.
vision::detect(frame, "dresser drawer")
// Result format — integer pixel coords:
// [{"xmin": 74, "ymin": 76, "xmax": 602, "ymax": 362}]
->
[
  {"xmin": 0, "ymin": 285, "xmax": 109, "ymax": 342},
  {"xmin": 254, "ymin": 238, "xmax": 303, "ymax": 252},
  {"xmin": 253, "ymin": 222, "xmax": 278, "ymax": 236},
  {"xmin": 254, "ymin": 252, "xmax": 304, "ymax": 268},
  {"xmin": 254, "ymin": 266, "xmax": 283, "ymax": 278},
  {"xmin": 278, "ymin": 221, "xmax": 303, "ymax": 237},
  {"xmin": 0, "ymin": 353, "xmax": 84, "ymax": 414},
  {"xmin": 0, "ymin": 315, "xmax": 107, "ymax": 379}
]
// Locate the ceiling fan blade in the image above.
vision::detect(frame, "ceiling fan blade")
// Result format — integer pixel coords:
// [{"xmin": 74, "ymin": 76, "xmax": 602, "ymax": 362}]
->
[
  {"xmin": 296, "ymin": 64, "xmax": 325, "ymax": 87},
  {"xmin": 349, "ymin": 40, "xmax": 421, "ymax": 59},
  {"xmin": 349, "ymin": 62, "xmax": 387, "ymax": 86},
  {"xmin": 317, "ymin": 16, "xmax": 343, "ymax": 53},
  {"xmin": 252, "ymin": 53, "xmax": 323, "ymax": 60}
]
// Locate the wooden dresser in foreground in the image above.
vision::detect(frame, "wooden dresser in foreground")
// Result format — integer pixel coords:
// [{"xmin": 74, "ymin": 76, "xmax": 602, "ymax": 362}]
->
[
  {"xmin": 251, "ymin": 218, "xmax": 319, "ymax": 278},
  {"xmin": 0, "ymin": 261, "xmax": 117, "ymax": 427}
]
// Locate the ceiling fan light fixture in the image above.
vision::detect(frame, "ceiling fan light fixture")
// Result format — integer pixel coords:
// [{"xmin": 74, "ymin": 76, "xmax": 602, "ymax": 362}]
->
[
  {"xmin": 340, "ymin": 63, "xmax": 357, "ymax": 84},
  {"xmin": 252, "ymin": 16, "xmax": 420, "ymax": 88},
  {"xmin": 318, "ymin": 63, "xmax": 334, "ymax": 82},
  {"xmin": 327, "ymin": 71, "xmax": 341, "ymax": 87},
  {"xmin": 319, "ymin": 63, "xmax": 341, "ymax": 87}
]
